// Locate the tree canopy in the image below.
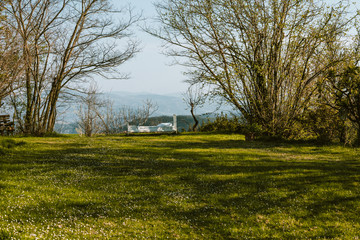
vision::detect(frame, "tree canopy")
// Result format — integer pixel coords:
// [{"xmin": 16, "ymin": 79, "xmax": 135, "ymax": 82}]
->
[{"xmin": 151, "ymin": 0, "xmax": 357, "ymax": 136}]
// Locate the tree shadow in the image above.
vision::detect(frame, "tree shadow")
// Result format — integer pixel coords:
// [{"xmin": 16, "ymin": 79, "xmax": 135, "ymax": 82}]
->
[{"xmin": 2, "ymin": 135, "xmax": 360, "ymax": 238}]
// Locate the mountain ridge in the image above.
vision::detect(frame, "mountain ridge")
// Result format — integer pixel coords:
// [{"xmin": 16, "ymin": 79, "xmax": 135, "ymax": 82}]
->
[{"xmin": 102, "ymin": 91, "xmax": 226, "ymax": 116}]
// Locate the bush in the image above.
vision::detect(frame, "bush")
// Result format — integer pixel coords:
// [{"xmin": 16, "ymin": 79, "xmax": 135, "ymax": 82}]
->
[
  {"xmin": 42, "ymin": 131, "xmax": 66, "ymax": 137},
  {"xmin": 298, "ymin": 105, "xmax": 347, "ymax": 143},
  {"xmin": 199, "ymin": 113, "xmax": 244, "ymax": 133}
]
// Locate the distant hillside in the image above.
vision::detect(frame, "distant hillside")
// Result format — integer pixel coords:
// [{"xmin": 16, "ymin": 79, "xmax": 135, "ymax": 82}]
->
[
  {"xmin": 55, "ymin": 91, "xmax": 233, "ymax": 133},
  {"xmin": 103, "ymin": 91, "xmax": 226, "ymax": 116},
  {"xmin": 57, "ymin": 91, "xmax": 232, "ymax": 121},
  {"xmin": 56, "ymin": 114, "xmax": 215, "ymax": 134}
]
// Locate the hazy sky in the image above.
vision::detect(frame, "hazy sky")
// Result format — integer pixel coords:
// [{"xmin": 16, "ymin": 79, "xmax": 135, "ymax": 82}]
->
[{"xmin": 97, "ymin": 0, "xmax": 186, "ymax": 95}]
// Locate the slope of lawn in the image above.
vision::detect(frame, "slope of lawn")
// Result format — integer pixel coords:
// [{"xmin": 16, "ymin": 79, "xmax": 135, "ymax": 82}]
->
[{"xmin": 1, "ymin": 134, "xmax": 360, "ymax": 239}]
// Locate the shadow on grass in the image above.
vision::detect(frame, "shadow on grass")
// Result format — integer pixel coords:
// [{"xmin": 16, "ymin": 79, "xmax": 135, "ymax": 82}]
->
[{"xmin": 2, "ymin": 135, "xmax": 360, "ymax": 238}]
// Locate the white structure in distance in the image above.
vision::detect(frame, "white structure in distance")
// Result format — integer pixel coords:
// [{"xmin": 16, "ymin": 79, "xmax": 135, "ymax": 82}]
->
[{"xmin": 127, "ymin": 114, "xmax": 177, "ymax": 133}]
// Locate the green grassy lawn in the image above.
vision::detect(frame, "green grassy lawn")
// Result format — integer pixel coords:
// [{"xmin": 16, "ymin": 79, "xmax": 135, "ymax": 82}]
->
[{"xmin": 1, "ymin": 134, "xmax": 360, "ymax": 239}]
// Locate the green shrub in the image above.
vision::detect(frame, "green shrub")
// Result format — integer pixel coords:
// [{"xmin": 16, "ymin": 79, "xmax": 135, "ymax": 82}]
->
[
  {"xmin": 42, "ymin": 131, "xmax": 66, "ymax": 137},
  {"xmin": 296, "ymin": 104, "xmax": 355, "ymax": 144},
  {"xmin": 199, "ymin": 113, "xmax": 244, "ymax": 133}
]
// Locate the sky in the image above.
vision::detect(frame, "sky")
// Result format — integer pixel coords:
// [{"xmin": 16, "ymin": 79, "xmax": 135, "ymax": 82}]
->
[{"xmin": 97, "ymin": 0, "xmax": 187, "ymax": 95}]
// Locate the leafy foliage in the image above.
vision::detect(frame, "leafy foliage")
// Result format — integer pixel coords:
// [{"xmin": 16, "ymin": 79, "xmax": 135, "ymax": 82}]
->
[
  {"xmin": 199, "ymin": 113, "xmax": 244, "ymax": 133},
  {"xmin": 299, "ymin": 105, "xmax": 344, "ymax": 143},
  {"xmin": 325, "ymin": 66, "xmax": 360, "ymax": 144}
]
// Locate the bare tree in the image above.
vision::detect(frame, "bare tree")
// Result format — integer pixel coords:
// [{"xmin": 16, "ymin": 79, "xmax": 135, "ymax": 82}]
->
[
  {"xmin": 0, "ymin": 5, "xmax": 23, "ymax": 108},
  {"xmin": 120, "ymin": 100, "xmax": 158, "ymax": 126},
  {"xmin": 76, "ymin": 83, "xmax": 103, "ymax": 137},
  {"xmin": 101, "ymin": 99, "xmax": 158, "ymax": 134},
  {"xmin": 2, "ymin": 0, "xmax": 140, "ymax": 135},
  {"xmin": 100, "ymin": 100, "xmax": 124, "ymax": 134},
  {"xmin": 79, "ymin": 94, "xmax": 159, "ymax": 135},
  {"xmin": 183, "ymin": 85, "xmax": 206, "ymax": 131},
  {"xmin": 150, "ymin": 0, "xmax": 356, "ymax": 136}
]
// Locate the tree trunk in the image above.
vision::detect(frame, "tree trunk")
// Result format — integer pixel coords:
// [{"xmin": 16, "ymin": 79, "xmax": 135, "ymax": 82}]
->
[{"xmin": 190, "ymin": 104, "xmax": 198, "ymax": 132}]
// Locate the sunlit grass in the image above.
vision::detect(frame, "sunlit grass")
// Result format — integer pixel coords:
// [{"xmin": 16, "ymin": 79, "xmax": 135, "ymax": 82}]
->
[{"xmin": 1, "ymin": 134, "xmax": 360, "ymax": 239}]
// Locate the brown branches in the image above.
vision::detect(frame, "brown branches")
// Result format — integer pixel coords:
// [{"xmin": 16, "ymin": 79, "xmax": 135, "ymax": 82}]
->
[
  {"xmin": 151, "ymin": 0, "xmax": 356, "ymax": 136},
  {"xmin": 2, "ymin": 0, "xmax": 140, "ymax": 135}
]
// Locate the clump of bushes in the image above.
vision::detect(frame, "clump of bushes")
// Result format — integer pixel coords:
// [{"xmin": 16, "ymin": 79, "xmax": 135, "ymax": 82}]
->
[
  {"xmin": 198, "ymin": 109, "xmax": 360, "ymax": 144},
  {"xmin": 199, "ymin": 113, "xmax": 244, "ymax": 133},
  {"xmin": 42, "ymin": 131, "xmax": 66, "ymax": 138},
  {"xmin": 293, "ymin": 104, "xmax": 359, "ymax": 145}
]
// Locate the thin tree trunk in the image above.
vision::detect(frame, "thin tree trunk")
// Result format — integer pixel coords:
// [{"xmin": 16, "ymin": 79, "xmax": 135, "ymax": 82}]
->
[{"xmin": 190, "ymin": 104, "xmax": 198, "ymax": 132}]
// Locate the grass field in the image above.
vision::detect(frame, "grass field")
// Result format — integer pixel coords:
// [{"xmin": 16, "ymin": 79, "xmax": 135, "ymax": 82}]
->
[{"xmin": 1, "ymin": 133, "xmax": 360, "ymax": 239}]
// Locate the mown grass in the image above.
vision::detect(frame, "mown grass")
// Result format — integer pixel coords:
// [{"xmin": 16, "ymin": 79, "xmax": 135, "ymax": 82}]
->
[{"xmin": 1, "ymin": 133, "xmax": 360, "ymax": 239}]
